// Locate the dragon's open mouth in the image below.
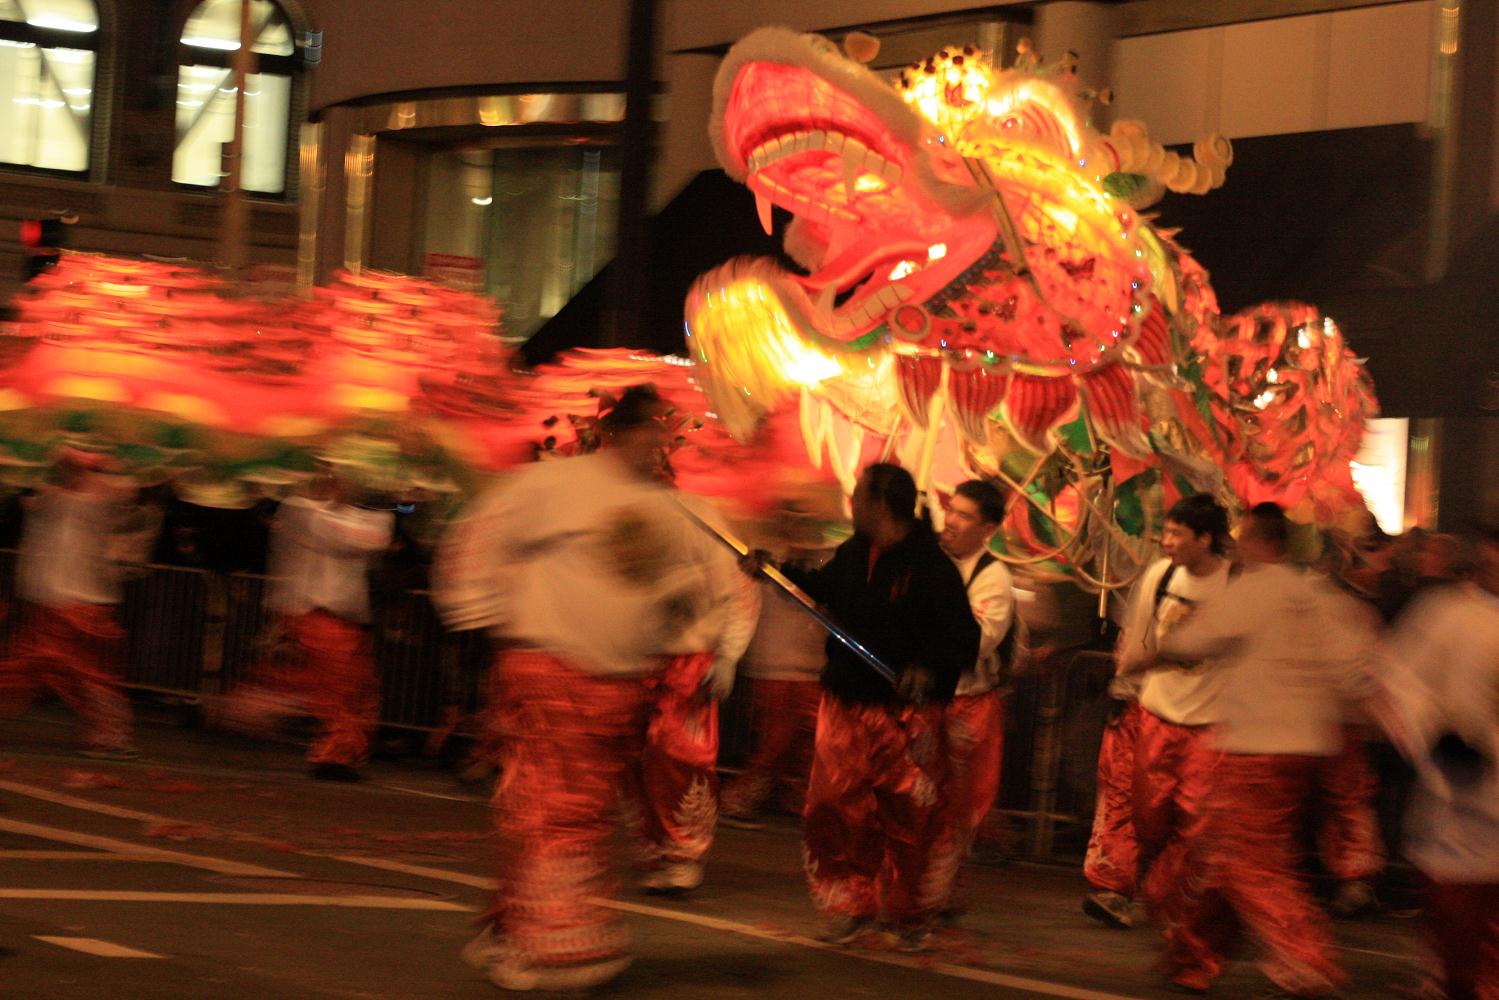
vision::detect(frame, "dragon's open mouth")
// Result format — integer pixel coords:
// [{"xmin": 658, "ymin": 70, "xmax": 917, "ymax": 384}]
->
[{"xmin": 717, "ymin": 59, "xmax": 994, "ymax": 340}]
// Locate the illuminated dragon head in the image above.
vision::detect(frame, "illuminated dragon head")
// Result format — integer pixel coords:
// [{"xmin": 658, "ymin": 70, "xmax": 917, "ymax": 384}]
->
[
  {"xmin": 688, "ymin": 29, "xmax": 1233, "ymax": 462},
  {"xmin": 687, "ymin": 28, "xmax": 1374, "ymax": 581}
]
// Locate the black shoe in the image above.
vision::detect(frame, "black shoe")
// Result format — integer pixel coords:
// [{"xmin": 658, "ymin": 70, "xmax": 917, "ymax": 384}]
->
[{"xmin": 311, "ymin": 762, "xmax": 362, "ymax": 782}]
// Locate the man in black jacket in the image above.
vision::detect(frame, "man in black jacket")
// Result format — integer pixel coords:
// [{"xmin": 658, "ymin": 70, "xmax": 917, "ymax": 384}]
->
[{"xmin": 791, "ymin": 463, "xmax": 980, "ymax": 952}]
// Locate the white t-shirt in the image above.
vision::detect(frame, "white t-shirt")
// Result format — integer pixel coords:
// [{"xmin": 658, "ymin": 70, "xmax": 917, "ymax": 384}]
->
[
  {"xmin": 1379, "ymin": 583, "xmax": 1499, "ymax": 881},
  {"xmin": 17, "ymin": 488, "xmax": 127, "ymax": 607},
  {"xmin": 1126, "ymin": 557, "xmax": 1232, "ymax": 726},
  {"xmin": 1159, "ymin": 562, "xmax": 1375, "ymax": 756},
  {"xmin": 433, "ymin": 452, "xmax": 750, "ymax": 677},
  {"xmin": 268, "ymin": 497, "xmax": 393, "ymax": 623},
  {"xmin": 950, "ymin": 550, "xmax": 1015, "ymax": 696},
  {"xmin": 741, "ymin": 578, "xmax": 826, "ymax": 681}
]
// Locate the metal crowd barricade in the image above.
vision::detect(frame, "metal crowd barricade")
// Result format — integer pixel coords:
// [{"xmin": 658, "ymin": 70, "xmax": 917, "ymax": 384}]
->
[
  {"xmin": 997, "ymin": 648, "xmax": 1116, "ymax": 861},
  {"xmin": 0, "ymin": 543, "xmax": 1121, "ymax": 865}
]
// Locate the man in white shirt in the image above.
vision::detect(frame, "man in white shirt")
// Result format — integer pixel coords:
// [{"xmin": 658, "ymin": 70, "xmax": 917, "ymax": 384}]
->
[
  {"xmin": 1376, "ymin": 528, "xmax": 1499, "ymax": 1000},
  {"xmin": 436, "ymin": 385, "xmax": 749, "ymax": 993},
  {"xmin": 217, "ymin": 477, "xmax": 393, "ymax": 781},
  {"xmin": 1142, "ymin": 502, "xmax": 1373, "ymax": 997},
  {"xmin": 928, "ymin": 479, "xmax": 1014, "ymax": 919},
  {"xmin": 0, "ymin": 453, "xmax": 142, "ymax": 758},
  {"xmin": 1083, "ymin": 493, "xmax": 1231, "ymax": 929}
]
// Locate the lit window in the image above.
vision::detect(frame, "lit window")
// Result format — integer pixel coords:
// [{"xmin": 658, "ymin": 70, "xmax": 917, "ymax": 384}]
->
[
  {"xmin": 0, "ymin": 0, "xmax": 99, "ymax": 172},
  {"xmin": 173, "ymin": 0, "xmax": 296, "ymax": 194}
]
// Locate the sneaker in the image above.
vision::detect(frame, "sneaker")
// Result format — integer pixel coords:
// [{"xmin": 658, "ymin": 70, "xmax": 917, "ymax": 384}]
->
[
  {"xmin": 640, "ymin": 860, "xmax": 703, "ymax": 896},
  {"xmin": 310, "ymin": 762, "xmax": 362, "ymax": 783},
  {"xmin": 817, "ymin": 915, "xmax": 875, "ymax": 945},
  {"xmin": 895, "ymin": 925, "xmax": 932, "ymax": 953},
  {"xmin": 1083, "ymin": 890, "xmax": 1135, "ymax": 929},
  {"xmin": 1329, "ymin": 879, "xmax": 1378, "ymax": 917},
  {"xmin": 79, "ymin": 746, "xmax": 140, "ymax": 761},
  {"xmin": 461, "ymin": 927, "xmax": 504, "ymax": 972}
]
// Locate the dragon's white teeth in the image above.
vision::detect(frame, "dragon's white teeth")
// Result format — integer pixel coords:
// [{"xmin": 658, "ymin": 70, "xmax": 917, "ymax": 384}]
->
[
  {"xmin": 842, "ymin": 148, "xmax": 861, "ymax": 200},
  {"xmin": 814, "ymin": 283, "xmax": 838, "ymax": 324},
  {"xmin": 755, "ymin": 189, "xmax": 774, "ymax": 236}
]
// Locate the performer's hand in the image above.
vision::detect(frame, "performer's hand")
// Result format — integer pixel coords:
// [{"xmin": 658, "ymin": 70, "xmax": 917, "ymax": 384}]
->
[
  {"xmin": 701, "ymin": 655, "xmax": 736, "ymax": 701},
  {"xmin": 738, "ymin": 549, "xmax": 770, "ymax": 578},
  {"xmin": 896, "ymin": 666, "xmax": 934, "ymax": 704}
]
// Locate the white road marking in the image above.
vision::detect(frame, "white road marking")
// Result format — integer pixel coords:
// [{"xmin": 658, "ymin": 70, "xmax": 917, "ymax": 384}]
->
[
  {"xmin": 2, "ymin": 890, "xmax": 471, "ymax": 911},
  {"xmin": 34, "ymin": 936, "xmax": 165, "ymax": 959},
  {"xmin": 323, "ymin": 854, "xmax": 492, "ymax": 889},
  {"xmin": 0, "ymin": 779, "xmax": 164, "ymax": 823},
  {"xmin": 0, "ymin": 850, "xmax": 173, "ymax": 861},
  {"xmin": 2, "ymin": 778, "xmax": 1399, "ymax": 998},
  {"xmin": 374, "ymin": 783, "xmax": 481, "ymax": 803},
  {"xmin": 0, "ymin": 818, "xmax": 297, "ymax": 878},
  {"xmin": 323, "ymin": 855, "xmax": 1143, "ymax": 1000}
]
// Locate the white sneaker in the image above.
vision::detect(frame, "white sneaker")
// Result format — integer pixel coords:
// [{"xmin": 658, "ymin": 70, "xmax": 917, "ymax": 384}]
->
[{"xmin": 640, "ymin": 860, "xmax": 704, "ymax": 895}]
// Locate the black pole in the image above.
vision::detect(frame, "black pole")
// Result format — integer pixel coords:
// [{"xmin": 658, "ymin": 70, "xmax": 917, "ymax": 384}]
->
[{"xmin": 604, "ymin": 0, "xmax": 659, "ymax": 348}]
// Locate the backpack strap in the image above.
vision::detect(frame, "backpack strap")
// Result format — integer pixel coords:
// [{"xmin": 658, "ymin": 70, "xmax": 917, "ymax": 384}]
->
[
  {"xmin": 966, "ymin": 551, "xmax": 998, "ymax": 589},
  {"xmin": 1154, "ymin": 563, "xmax": 1180, "ymax": 610}
]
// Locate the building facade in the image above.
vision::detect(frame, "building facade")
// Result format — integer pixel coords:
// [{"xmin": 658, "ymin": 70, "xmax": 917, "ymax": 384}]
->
[{"xmin": 0, "ymin": 0, "xmax": 1494, "ymax": 525}]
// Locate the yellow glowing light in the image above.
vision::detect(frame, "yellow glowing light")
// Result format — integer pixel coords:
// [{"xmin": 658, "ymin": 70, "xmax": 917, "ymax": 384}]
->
[
  {"xmin": 888, "ymin": 260, "xmax": 920, "ymax": 281},
  {"xmin": 853, "ymin": 174, "xmax": 887, "ymax": 193},
  {"xmin": 926, "ymin": 243, "xmax": 948, "ymax": 261},
  {"xmin": 684, "ymin": 271, "xmax": 848, "ymax": 438}
]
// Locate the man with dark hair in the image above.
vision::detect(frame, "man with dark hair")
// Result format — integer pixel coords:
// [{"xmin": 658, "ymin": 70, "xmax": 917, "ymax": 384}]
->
[
  {"xmin": 791, "ymin": 462, "xmax": 979, "ymax": 952},
  {"xmin": 1083, "ymin": 492, "xmax": 1231, "ymax": 929},
  {"xmin": 436, "ymin": 383, "xmax": 751, "ymax": 992},
  {"xmin": 929, "ymin": 478, "xmax": 1014, "ymax": 919},
  {"xmin": 1378, "ymin": 527, "xmax": 1499, "ymax": 1000},
  {"xmin": 1138, "ymin": 500, "xmax": 1375, "ymax": 997}
]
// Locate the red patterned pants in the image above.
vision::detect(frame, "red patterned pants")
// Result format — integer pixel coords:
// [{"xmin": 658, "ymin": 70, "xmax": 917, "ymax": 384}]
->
[
  {"xmin": 221, "ymin": 610, "xmax": 379, "ymax": 766},
  {"xmin": 1163, "ymin": 753, "xmax": 1345, "ymax": 996},
  {"xmin": 1424, "ymin": 878, "xmax": 1499, "ymax": 1000},
  {"xmin": 1133, "ymin": 710, "xmax": 1216, "ymax": 911},
  {"xmin": 1084, "ymin": 700, "xmax": 1144, "ymax": 896},
  {"xmin": 802, "ymin": 694, "xmax": 944, "ymax": 927},
  {"xmin": 719, "ymin": 677, "xmax": 820, "ymax": 818},
  {"xmin": 1314, "ymin": 730, "xmax": 1384, "ymax": 882},
  {"xmin": 635, "ymin": 653, "xmax": 719, "ymax": 870},
  {"xmin": 928, "ymin": 690, "xmax": 1005, "ymax": 910},
  {"xmin": 484, "ymin": 649, "xmax": 653, "ymax": 973},
  {"xmin": 0, "ymin": 602, "xmax": 131, "ymax": 751}
]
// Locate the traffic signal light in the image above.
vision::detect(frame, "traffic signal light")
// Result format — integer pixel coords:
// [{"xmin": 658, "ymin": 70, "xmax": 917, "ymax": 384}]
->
[{"xmin": 20, "ymin": 217, "xmax": 65, "ymax": 281}]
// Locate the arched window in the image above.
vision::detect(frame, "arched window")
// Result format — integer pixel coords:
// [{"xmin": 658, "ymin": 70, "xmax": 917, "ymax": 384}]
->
[
  {"xmin": 173, "ymin": 0, "xmax": 296, "ymax": 194},
  {"xmin": 0, "ymin": 0, "xmax": 100, "ymax": 172}
]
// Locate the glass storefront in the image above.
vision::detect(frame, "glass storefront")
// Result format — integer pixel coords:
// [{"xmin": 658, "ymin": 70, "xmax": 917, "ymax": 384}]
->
[{"xmin": 421, "ymin": 144, "xmax": 620, "ymax": 342}]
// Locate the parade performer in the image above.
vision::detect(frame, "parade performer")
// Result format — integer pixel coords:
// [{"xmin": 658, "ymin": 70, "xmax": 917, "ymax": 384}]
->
[
  {"xmin": 1085, "ymin": 494, "xmax": 1232, "ymax": 929},
  {"xmin": 636, "ymin": 490, "xmax": 758, "ymax": 895},
  {"xmin": 787, "ymin": 463, "xmax": 979, "ymax": 952},
  {"xmin": 437, "ymin": 385, "xmax": 746, "ymax": 992},
  {"xmin": 929, "ymin": 478, "xmax": 1014, "ymax": 919},
  {"xmin": 0, "ymin": 451, "xmax": 147, "ymax": 759},
  {"xmin": 217, "ymin": 476, "xmax": 393, "ymax": 781},
  {"xmin": 719, "ymin": 546, "xmax": 830, "ymax": 829},
  {"xmin": 1140, "ymin": 503, "xmax": 1375, "ymax": 997},
  {"xmin": 1376, "ymin": 529, "xmax": 1499, "ymax": 1000}
]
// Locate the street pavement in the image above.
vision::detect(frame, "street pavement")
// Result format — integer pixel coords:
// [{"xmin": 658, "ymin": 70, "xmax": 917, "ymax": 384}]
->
[{"xmin": 1, "ymin": 707, "xmax": 1428, "ymax": 999}]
